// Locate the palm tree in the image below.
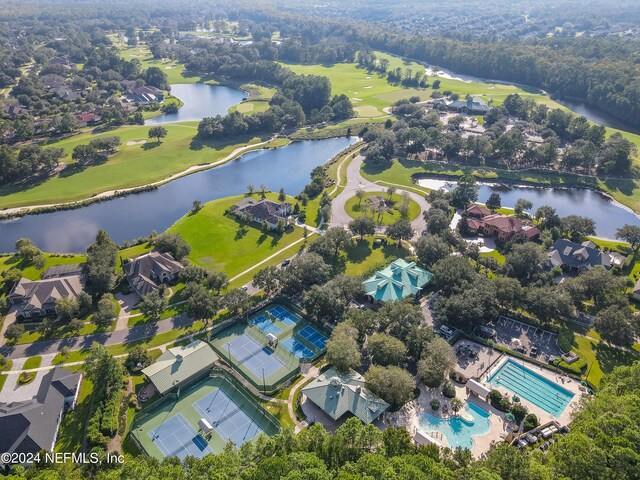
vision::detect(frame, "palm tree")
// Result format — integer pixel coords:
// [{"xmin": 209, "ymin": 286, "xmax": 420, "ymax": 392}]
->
[
  {"xmin": 387, "ymin": 186, "xmax": 396, "ymax": 199},
  {"xmin": 246, "ymin": 184, "xmax": 256, "ymax": 195},
  {"xmin": 450, "ymin": 398, "xmax": 464, "ymax": 416}
]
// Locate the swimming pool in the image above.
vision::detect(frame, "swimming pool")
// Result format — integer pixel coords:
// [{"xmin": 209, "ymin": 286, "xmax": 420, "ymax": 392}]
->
[
  {"xmin": 419, "ymin": 401, "xmax": 490, "ymax": 450},
  {"xmin": 487, "ymin": 359, "xmax": 574, "ymax": 417}
]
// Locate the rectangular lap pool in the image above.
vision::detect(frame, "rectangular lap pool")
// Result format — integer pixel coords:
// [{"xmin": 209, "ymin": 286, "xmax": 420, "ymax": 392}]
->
[{"xmin": 487, "ymin": 359, "xmax": 574, "ymax": 417}]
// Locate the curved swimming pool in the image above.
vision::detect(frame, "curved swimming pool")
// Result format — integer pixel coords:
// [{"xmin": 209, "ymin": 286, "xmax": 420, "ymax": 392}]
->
[{"xmin": 418, "ymin": 401, "xmax": 490, "ymax": 450}]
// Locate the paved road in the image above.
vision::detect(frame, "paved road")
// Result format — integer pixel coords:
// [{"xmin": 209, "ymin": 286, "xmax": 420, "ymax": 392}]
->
[
  {"xmin": 330, "ymin": 156, "xmax": 429, "ymax": 238},
  {"xmin": 0, "ymin": 314, "xmax": 194, "ymax": 360}
]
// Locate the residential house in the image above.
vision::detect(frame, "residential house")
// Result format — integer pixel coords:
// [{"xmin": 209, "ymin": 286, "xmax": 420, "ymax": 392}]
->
[
  {"xmin": 301, "ymin": 367, "xmax": 389, "ymax": 425},
  {"xmin": 448, "ymin": 96, "xmax": 491, "ymax": 115},
  {"xmin": 42, "ymin": 263, "xmax": 85, "ymax": 280},
  {"xmin": 74, "ymin": 112, "xmax": 102, "ymax": 127},
  {"xmin": 124, "ymin": 85, "xmax": 164, "ymax": 105},
  {"xmin": 1, "ymin": 105, "xmax": 28, "ymax": 119},
  {"xmin": 0, "ymin": 367, "xmax": 81, "ymax": 470},
  {"xmin": 229, "ymin": 198, "xmax": 292, "ymax": 229},
  {"xmin": 8, "ymin": 275, "xmax": 85, "ymax": 319},
  {"xmin": 362, "ymin": 258, "xmax": 434, "ymax": 304},
  {"xmin": 123, "ymin": 251, "xmax": 184, "ymax": 297},
  {"xmin": 141, "ymin": 340, "xmax": 218, "ymax": 395},
  {"xmin": 547, "ymin": 238, "xmax": 611, "ymax": 274},
  {"xmin": 465, "ymin": 204, "xmax": 539, "ymax": 243}
]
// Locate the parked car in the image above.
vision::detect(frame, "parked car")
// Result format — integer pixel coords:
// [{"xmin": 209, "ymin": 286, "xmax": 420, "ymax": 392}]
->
[
  {"xmin": 440, "ymin": 325, "xmax": 454, "ymax": 336},
  {"xmin": 530, "ymin": 345, "xmax": 538, "ymax": 356},
  {"xmin": 281, "ymin": 259, "xmax": 291, "ymax": 267},
  {"xmin": 479, "ymin": 326, "xmax": 497, "ymax": 338}
]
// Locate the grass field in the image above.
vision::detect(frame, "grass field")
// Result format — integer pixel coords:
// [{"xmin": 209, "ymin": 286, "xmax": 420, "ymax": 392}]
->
[
  {"xmin": 229, "ymin": 100, "xmax": 270, "ymax": 115},
  {"xmin": 0, "ymin": 126, "xmax": 281, "ymax": 209},
  {"xmin": 343, "ymin": 236, "xmax": 413, "ymax": 277},
  {"xmin": 572, "ymin": 335, "xmax": 639, "ymax": 387},
  {"xmin": 170, "ymin": 193, "xmax": 305, "ymax": 279},
  {"xmin": 55, "ymin": 375, "xmax": 93, "ymax": 453},
  {"xmin": 344, "ymin": 191, "xmax": 421, "ymax": 225},
  {"xmin": 22, "ymin": 356, "xmax": 42, "ymax": 370},
  {"xmin": 0, "ymin": 253, "xmax": 86, "ymax": 276}
]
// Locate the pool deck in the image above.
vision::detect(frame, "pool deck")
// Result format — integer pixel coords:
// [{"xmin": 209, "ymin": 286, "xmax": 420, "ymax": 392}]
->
[{"xmin": 483, "ymin": 356, "xmax": 585, "ymax": 427}]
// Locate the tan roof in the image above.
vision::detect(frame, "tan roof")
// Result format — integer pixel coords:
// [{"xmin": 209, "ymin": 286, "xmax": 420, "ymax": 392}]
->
[{"xmin": 142, "ymin": 340, "xmax": 218, "ymax": 395}]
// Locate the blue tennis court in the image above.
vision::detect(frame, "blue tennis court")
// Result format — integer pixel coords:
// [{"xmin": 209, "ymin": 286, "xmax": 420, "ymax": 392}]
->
[
  {"xmin": 148, "ymin": 413, "xmax": 212, "ymax": 460},
  {"xmin": 268, "ymin": 305, "xmax": 300, "ymax": 327},
  {"xmin": 193, "ymin": 388, "xmax": 264, "ymax": 446},
  {"xmin": 250, "ymin": 315, "xmax": 282, "ymax": 335},
  {"xmin": 226, "ymin": 334, "xmax": 284, "ymax": 378},
  {"xmin": 298, "ymin": 325, "xmax": 327, "ymax": 350},
  {"xmin": 281, "ymin": 337, "xmax": 315, "ymax": 359}
]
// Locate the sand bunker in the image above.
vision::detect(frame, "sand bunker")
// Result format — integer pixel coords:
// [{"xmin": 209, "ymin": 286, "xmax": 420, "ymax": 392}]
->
[
  {"xmin": 164, "ymin": 65, "xmax": 177, "ymax": 69},
  {"xmin": 126, "ymin": 140, "xmax": 147, "ymax": 146},
  {"xmin": 363, "ymin": 86, "xmax": 373, "ymax": 89}
]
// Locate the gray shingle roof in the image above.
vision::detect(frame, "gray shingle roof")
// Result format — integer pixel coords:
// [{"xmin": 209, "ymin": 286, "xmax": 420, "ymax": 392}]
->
[
  {"xmin": 123, "ymin": 251, "xmax": 183, "ymax": 296},
  {"xmin": 9, "ymin": 275, "xmax": 84, "ymax": 313},
  {"xmin": 547, "ymin": 238, "xmax": 610, "ymax": 271},
  {"xmin": 301, "ymin": 367, "xmax": 389, "ymax": 424}
]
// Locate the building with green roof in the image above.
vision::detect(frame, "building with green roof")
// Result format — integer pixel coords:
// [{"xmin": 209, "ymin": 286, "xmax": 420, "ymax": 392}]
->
[
  {"xmin": 301, "ymin": 367, "xmax": 389, "ymax": 425},
  {"xmin": 141, "ymin": 340, "xmax": 219, "ymax": 396},
  {"xmin": 362, "ymin": 258, "xmax": 433, "ymax": 304}
]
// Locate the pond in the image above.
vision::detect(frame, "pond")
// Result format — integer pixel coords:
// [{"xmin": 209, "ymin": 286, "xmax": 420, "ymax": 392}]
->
[
  {"xmin": 0, "ymin": 137, "xmax": 358, "ymax": 253},
  {"xmin": 417, "ymin": 177, "xmax": 640, "ymax": 239},
  {"xmin": 146, "ymin": 84, "xmax": 246, "ymax": 125}
]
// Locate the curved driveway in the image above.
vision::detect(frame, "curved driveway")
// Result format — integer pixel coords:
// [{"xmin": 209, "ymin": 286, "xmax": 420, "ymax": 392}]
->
[{"xmin": 330, "ymin": 155, "xmax": 429, "ymax": 238}]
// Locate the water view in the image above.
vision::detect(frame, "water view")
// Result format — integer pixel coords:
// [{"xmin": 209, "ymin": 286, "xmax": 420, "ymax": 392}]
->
[
  {"xmin": 146, "ymin": 84, "xmax": 246, "ymax": 125},
  {"xmin": 0, "ymin": 137, "xmax": 358, "ymax": 253},
  {"xmin": 418, "ymin": 178, "xmax": 640, "ymax": 238}
]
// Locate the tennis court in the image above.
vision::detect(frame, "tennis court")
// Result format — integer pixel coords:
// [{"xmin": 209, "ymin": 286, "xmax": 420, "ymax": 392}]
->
[
  {"xmin": 193, "ymin": 388, "xmax": 263, "ymax": 445},
  {"xmin": 281, "ymin": 337, "xmax": 315, "ymax": 359},
  {"xmin": 226, "ymin": 333, "xmax": 284, "ymax": 378},
  {"xmin": 298, "ymin": 325, "xmax": 327, "ymax": 350},
  {"xmin": 131, "ymin": 374, "xmax": 280, "ymax": 461},
  {"xmin": 268, "ymin": 305, "xmax": 301, "ymax": 327},
  {"xmin": 251, "ymin": 314, "xmax": 282, "ymax": 335},
  {"xmin": 148, "ymin": 413, "xmax": 212, "ymax": 460}
]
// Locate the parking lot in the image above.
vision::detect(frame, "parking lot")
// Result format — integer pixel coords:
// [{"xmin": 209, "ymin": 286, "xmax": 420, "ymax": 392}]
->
[{"xmin": 485, "ymin": 315, "xmax": 562, "ymax": 362}]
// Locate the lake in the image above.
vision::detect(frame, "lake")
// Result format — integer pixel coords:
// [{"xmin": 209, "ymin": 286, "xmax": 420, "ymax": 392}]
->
[
  {"xmin": 0, "ymin": 137, "xmax": 358, "ymax": 253},
  {"xmin": 146, "ymin": 84, "xmax": 246, "ymax": 125},
  {"xmin": 417, "ymin": 178, "xmax": 640, "ymax": 239}
]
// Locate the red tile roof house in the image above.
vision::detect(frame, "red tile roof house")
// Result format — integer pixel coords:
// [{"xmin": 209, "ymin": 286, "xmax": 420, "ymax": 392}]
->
[
  {"xmin": 74, "ymin": 112, "xmax": 102, "ymax": 127},
  {"xmin": 466, "ymin": 204, "xmax": 539, "ymax": 243}
]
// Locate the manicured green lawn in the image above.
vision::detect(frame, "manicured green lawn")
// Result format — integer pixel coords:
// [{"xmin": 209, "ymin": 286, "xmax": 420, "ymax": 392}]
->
[
  {"xmin": 22, "ymin": 356, "xmax": 42, "ymax": 370},
  {"xmin": 344, "ymin": 191, "xmax": 421, "ymax": 225},
  {"xmin": 55, "ymin": 375, "xmax": 93, "ymax": 453},
  {"xmin": 480, "ymin": 249, "xmax": 506, "ymax": 265},
  {"xmin": 0, "ymin": 126, "xmax": 277, "ymax": 209},
  {"xmin": 229, "ymin": 100, "xmax": 270, "ymax": 114},
  {"xmin": 572, "ymin": 335, "xmax": 639, "ymax": 387},
  {"xmin": 0, "ymin": 254, "xmax": 86, "ymax": 277},
  {"xmin": 0, "ymin": 374, "xmax": 7, "ymax": 394},
  {"xmin": 343, "ymin": 236, "xmax": 413, "ymax": 277},
  {"xmin": 170, "ymin": 193, "xmax": 305, "ymax": 279}
]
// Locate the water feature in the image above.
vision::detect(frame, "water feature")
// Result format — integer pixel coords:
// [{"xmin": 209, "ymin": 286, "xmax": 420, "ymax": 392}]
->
[
  {"xmin": 418, "ymin": 401, "xmax": 491, "ymax": 450},
  {"xmin": 487, "ymin": 359, "xmax": 574, "ymax": 417},
  {"xmin": 0, "ymin": 137, "xmax": 358, "ymax": 253},
  {"xmin": 417, "ymin": 178, "xmax": 640, "ymax": 239},
  {"xmin": 146, "ymin": 84, "xmax": 246, "ymax": 125}
]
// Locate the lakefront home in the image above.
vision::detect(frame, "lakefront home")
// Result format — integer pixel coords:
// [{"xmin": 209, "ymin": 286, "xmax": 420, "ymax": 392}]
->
[
  {"xmin": 547, "ymin": 238, "xmax": 611, "ymax": 274},
  {"xmin": 8, "ymin": 275, "xmax": 85, "ymax": 319},
  {"xmin": 466, "ymin": 204, "xmax": 540, "ymax": 243},
  {"xmin": 123, "ymin": 251, "xmax": 184, "ymax": 297},
  {"xmin": 229, "ymin": 198, "xmax": 292, "ymax": 229}
]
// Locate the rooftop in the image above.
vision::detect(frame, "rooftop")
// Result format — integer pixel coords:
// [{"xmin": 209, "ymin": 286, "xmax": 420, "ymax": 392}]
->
[{"xmin": 362, "ymin": 258, "xmax": 433, "ymax": 302}]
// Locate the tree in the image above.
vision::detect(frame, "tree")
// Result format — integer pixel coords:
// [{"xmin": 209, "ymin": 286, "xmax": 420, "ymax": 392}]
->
[
  {"xmin": 148, "ymin": 126, "xmax": 168, "ymax": 143},
  {"xmin": 144, "ymin": 66, "xmax": 169, "ymax": 90},
  {"xmin": 154, "ymin": 232, "xmax": 191, "ymax": 260},
  {"xmin": 253, "ymin": 266, "xmax": 281, "ymax": 297},
  {"xmin": 185, "ymin": 283, "xmax": 219, "ymax": 323},
  {"xmin": 192, "ymin": 200, "xmax": 203, "ymax": 213},
  {"xmin": 326, "ymin": 323, "xmax": 361, "ymax": 373},
  {"xmin": 377, "ymin": 300, "xmax": 424, "ymax": 343},
  {"xmin": 4, "ymin": 323, "xmax": 25, "ymax": 343},
  {"xmin": 365, "ymin": 365, "xmax": 415, "ymax": 407},
  {"xmin": 246, "ymin": 184, "xmax": 256, "ymax": 195},
  {"xmin": 450, "ymin": 175, "xmax": 478, "ymax": 208},
  {"xmin": 385, "ymin": 219, "xmax": 413, "ymax": 246},
  {"xmin": 355, "ymin": 188, "xmax": 365, "ymax": 205},
  {"xmin": 514, "ymin": 198, "xmax": 533, "ymax": 217},
  {"xmin": 93, "ymin": 296, "xmax": 117, "ymax": 328},
  {"xmin": 55, "ymin": 296, "xmax": 79, "ymax": 321},
  {"xmin": 593, "ymin": 305, "xmax": 636, "ymax": 347},
  {"xmin": 382, "ymin": 427, "xmax": 413, "ymax": 457},
  {"xmin": 86, "ymin": 230, "xmax": 119, "ymax": 295},
  {"xmin": 386, "ymin": 186, "xmax": 396, "ymax": 199},
  {"xmin": 486, "ymin": 193, "xmax": 502, "ymax": 211},
  {"xmin": 224, "ymin": 288, "xmax": 252, "ymax": 315},
  {"xmin": 278, "ymin": 188, "xmax": 286, "ymax": 201},
  {"xmin": 560, "ymin": 215, "xmax": 596, "ymax": 242},
  {"xmin": 450, "ymin": 397, "xmax": 464, "ymax": 415},
  {"xmin": 423, "ymin": 208, "xmax": 449, "ymax": 235},
  {"xmin": 125, "ymin": 345, "xmax": 153, "ymax": 371},
  {"xmin": 138, "ymin": 290, "xmax": 167, "ymax": 320},
  {"xmin": 414, "ymin": 234, "xmax": 450, "ymax": 268},
  {"xmin": 349, "ymin": 216, "xmax": 376, "ymax": 240},
  {"xmin": 504, "ymin": 243, "xmax": 545, "ymax": 284},
  {"xmin": 206, "ymin": 271, "xmax": 229, "ymax": 294},
  {"xmin": 367, "ymin": 334, "xmax": 406, "ymax": 366},
  {"xmin": 417, "ymin": 337, "xmax": 456, "ymax": 387},
  {"xmin": 616, "ymin": 225, "xmax": 640, "ymax": 252}
]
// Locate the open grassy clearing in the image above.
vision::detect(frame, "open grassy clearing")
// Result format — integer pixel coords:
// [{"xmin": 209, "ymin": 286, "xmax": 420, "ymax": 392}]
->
[
  {"xmin": 0, "ymin": 125, "xmax": 281, "ymax": 209},
  {"xmin": 229, "ymin": 100, "xmax": 270, "ymax": 114},
  {"xmin": 342, "ymin": 236, "xmax": 413, "ymax": 277},
  {"xmin": 344, "ymin": 191, "xmax": 421, "ymax": 225},
  {"xmin": 55, "ymin": 374, "xmax": 93, "ymax": 453},
  {"xmin": 572, "ymin": 335, "xmax": 639, "ymax": 387},
  {"xmin": 0, "ymin": 253, "xmax": 86, "ymax": 276},
  {"xmin": 170, "ymin": 193, "xmax": 305, "ymax": 279}
]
